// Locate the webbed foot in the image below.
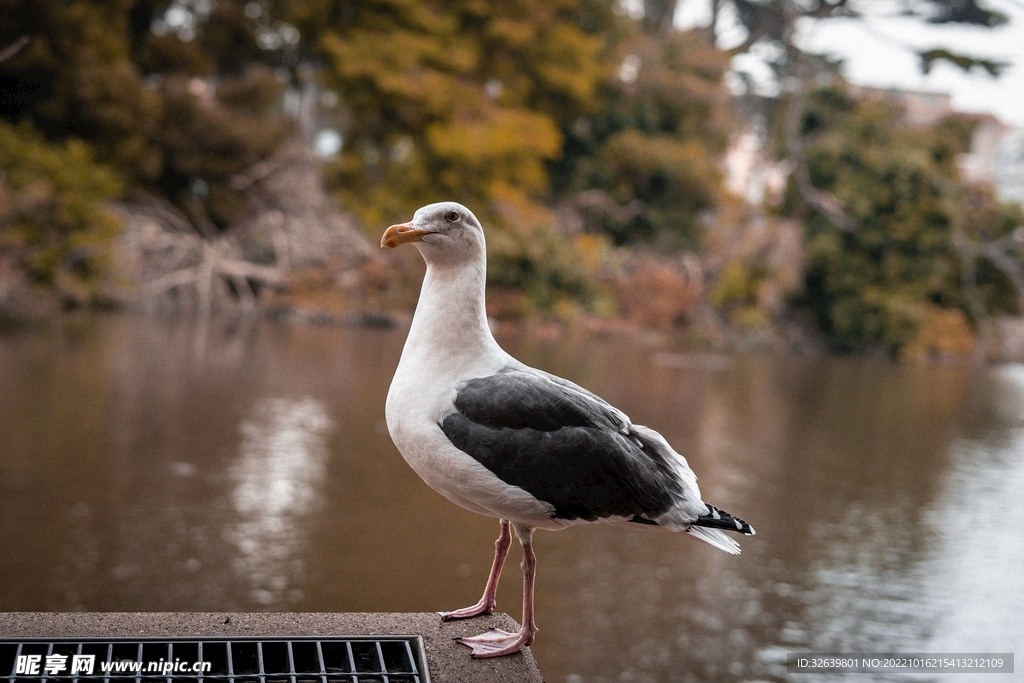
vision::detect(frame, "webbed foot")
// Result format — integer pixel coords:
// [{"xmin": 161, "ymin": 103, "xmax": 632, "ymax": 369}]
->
[{"xmin": 455, "ymin": 627, "xmax": 534, "ymax": 658}]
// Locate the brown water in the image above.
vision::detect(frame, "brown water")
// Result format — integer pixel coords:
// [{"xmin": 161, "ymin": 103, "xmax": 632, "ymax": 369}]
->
[{"xmin": 1, "ymin": 315, "xmax": 1021, "ymax": 682}]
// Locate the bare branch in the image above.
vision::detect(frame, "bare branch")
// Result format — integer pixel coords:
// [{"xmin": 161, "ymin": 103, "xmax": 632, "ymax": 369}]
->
[
  {"xmin": 144, "ymin": 267, "xmax": 201, "ymax": 297},
  {"xmin": 113, "ymin": 139, "xmax": 376, "ymax": 317},
  {"xmin": 228, "ymin": 144, "xmax": 302, "ymax": 191},
  {"xmin": 214, "ymin": 257, "xmax": 287, "ymax": 286},
  {"xmin": 980, "ymin": 240, "xmax": 1024, "ymax": 310},
  {"xmin": 0, "ymin": 36, "xmax": 29, "ymax": 63},
  {"xmin": 953, "ymin": 227, "xmax": 1024, "ymax": 315},
  {"xmin": 784, "ymin": 51, "xmax": 860, "ymax": 233},
  {"xmin": 572, "ymin": 189, "xmax": 646, "ymax": 224},
  {"xmin": 124, "ymin": 192, "xmax": 203, "ymax": 235},
  {"xmin": 184, "ymin": 197, "xmax": 220, "ymax": 240}
]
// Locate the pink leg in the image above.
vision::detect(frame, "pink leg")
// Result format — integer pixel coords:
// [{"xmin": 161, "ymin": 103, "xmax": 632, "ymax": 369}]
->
[
  {"xmin": 441, "ymin": 519, "xmax": 512, "ymax": 621},
  {"xmin": 455, "ymin": 524, "xmax": 537, "ymax": 658}
]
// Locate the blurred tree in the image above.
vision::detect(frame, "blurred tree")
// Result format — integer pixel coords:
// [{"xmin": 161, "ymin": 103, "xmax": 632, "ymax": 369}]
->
[
  {"xmin": 1, "ymin": 0, "xmax": 626, "ymax": 317},
  {"xmin": 683, "ymin": 0, "xmax": 1014, "ymax": 236},
  {"xmin": 486, "ymin": 207, "xmax": 604, "ymax": 317},
  {"xmin": 951, "ymin": 185, "xmax": 1024, "ymax": 331},
  {"xmin": 551, "ymin": 24, "xmax": 733, "ymax": 248},
  {"xmin": 318, "ymin": 0, "xmax": 609, "ymax": 229},
  {"xmin": 0, "ymin": 0, "xmax": 295, "ymax": 230},
  {"xmin": 690, "ymin": 0, "xmax": 1010, "ymax": 69},
  {"xmin": 664, "ymin": 0, "xmax": 1017, "ymax": 351},
  {"xmin": 0, "ymin": 1, "xmax": 161, "ymax": 176},
  {"xmin": 315, "ymin": 0, "xmax": 623, "ymax": 315},
  {"xmin": 790, "ymin": 84, "xmax": 1020, "ymax": 354},
  {"xmin": 0, "ymin": 120, "xmax": 122, "ymax": 310}
]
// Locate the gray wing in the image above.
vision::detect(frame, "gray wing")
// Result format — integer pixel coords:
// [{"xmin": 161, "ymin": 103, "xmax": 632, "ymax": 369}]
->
[{"xmin": 438, "ymin": 365, "xmax": 688, "ymax": 522}]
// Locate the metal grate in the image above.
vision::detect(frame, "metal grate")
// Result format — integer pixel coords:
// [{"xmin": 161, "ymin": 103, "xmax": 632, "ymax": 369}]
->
[{"xmin": 0, "ymin": 637, "xmax": 429, "ymax": 683}]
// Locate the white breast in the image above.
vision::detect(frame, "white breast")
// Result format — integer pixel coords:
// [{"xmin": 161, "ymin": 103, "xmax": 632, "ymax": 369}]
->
[{"xmin": 385, "ymin": 349, "xmax": 557, "ymax": 527}]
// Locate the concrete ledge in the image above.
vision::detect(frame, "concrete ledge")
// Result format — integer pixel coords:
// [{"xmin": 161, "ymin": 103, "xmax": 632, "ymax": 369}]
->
[{"xmin": 0, "ymin": 612, "xmax": 544, "ymax": 683}]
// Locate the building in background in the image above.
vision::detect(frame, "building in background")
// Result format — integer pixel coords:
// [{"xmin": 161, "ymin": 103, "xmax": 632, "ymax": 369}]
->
[
  {"xmin": 725, "ymin": 87, "xmax": 1024, "ymax": 207},
  {"xmin": 855, "ymin": 87, "xmax": 1024, "ymax": 206}
]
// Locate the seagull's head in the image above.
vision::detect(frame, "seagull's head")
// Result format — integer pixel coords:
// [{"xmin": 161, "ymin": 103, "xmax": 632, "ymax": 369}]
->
[{"xmin": 381, "ymin": 202, "xmax": 485, "ymax": 267}]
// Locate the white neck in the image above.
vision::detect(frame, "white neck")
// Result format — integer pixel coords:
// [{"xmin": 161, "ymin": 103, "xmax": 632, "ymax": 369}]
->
[{"xmin": 396, "ymin": 259, "xmax": 504, "ymax": 384}]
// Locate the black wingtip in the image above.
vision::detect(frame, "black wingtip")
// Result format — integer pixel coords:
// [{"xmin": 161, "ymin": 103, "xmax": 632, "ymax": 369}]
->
[{"xmin": 694, "ymin": 504, "xmax": 755, "ymax": 536}]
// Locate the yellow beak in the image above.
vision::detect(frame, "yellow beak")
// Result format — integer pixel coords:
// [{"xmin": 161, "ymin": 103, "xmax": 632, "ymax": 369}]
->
[{"xmin": 381, "ymin": 221, "xmax": 431, "ymax": 248}]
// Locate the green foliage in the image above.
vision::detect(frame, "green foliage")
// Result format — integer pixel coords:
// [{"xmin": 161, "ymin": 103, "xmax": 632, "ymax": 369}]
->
[
  {"xmin": 0, "ymin": 120, "xmax": 122, "ymax": 301},
  {"xmin": 595, "ymin": 129, "xmax": 722, "ymax": 244},
  {"xmin": 918, "ymin": 48, "xmax": 1008, "ymax": 77},
  {"xmin": 924, "ymin": 0, "xmax": 1009, "ymax": 27},
  {"xmin": 319, "ymin": 0, "xmax": 607, "ymax": 228},
  {"xmin": 152, "ymin": 68, "xmax": 291, "ymax": 228},
  {"xmin": 486, "ymin": 207, "xmax": 603, "ymax": 316},
  {"xmin": 708, "ymin": 259, "xmax": 773, "ymax": 329},
  {"xmin": 710, "ymin": 260, "xmax": 759, "ymax": 309},
  {"xmin": 551, "ymin": 28, "xmax": 733, "ymax": 248},
  {"xmin": 1, "ymin": 0, "xmax": 162, "ymax": 172},
  {"xmin": 1, "ymin": 0, "xmax": 294, "ymax": 229},
  {"xmin": 211, "ymin": 1, "xmax": 734, "ymax": 310},
  {"xmin": 0, "ymin": 1, "xmax": 740, "ymax": 315},
  {"xmin": 791, "ymin": 85, "xmax": 1019, "ymax": 354},
  {"xmin": 956, "ymin": 183, "xmax": 1024, "ymax": 314}
]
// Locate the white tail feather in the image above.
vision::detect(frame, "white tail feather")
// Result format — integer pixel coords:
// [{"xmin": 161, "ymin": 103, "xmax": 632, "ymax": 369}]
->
[{"xmin": 687, "ymin": 524, "xmax": 741, "ymax": 554}]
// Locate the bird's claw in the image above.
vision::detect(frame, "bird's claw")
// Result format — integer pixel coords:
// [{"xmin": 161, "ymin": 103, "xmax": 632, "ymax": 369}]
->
[
  {"xmin": 455, "ymin": 628, "xmax": 534, "ymax": 658},
  {"xmin": 439, "ymin": 602, "xmax": 494, "ymax": 621}
]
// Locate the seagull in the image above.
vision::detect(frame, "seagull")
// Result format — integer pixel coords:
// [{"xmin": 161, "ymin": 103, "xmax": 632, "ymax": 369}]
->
[{"xmin": 381, "ymin": 201, "xmax": 754, "ymax": 658}]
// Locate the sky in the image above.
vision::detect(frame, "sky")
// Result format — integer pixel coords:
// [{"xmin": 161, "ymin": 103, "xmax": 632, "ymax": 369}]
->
[{"xmin": 678, "ymin": 0, "xmax": 1024, "ymax": 127}]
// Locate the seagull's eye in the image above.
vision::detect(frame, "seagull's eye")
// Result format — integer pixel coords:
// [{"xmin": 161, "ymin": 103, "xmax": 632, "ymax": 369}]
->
[{"xmin": 445, "ymin": 211, "xmax": 460, "ymax": 223}]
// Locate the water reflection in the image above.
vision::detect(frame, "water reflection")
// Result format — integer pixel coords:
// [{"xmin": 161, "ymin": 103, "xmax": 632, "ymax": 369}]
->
[
  {"xmin": 0, "ymin": 316, "xmax": 1021, "ymax": 683},
  {"xmin": 920, "ymin": 365, "xmax": 1024, "ymax": 656},
  {"xmin": 229, "ymin": 397, "xmax": 334, "ymax": 606}
]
